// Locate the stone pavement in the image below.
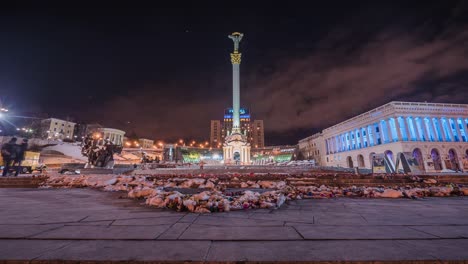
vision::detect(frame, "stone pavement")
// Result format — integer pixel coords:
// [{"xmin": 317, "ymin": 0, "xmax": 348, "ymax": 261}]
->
[{"xmin": 0, "ymin": 188, "xmax": 468, "ymax": 263}]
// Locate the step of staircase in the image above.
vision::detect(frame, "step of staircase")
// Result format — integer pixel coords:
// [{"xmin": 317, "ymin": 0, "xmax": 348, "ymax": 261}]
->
[{"xmin": 0, "ymin": 176, "xmax": 48, "ymax": 188}]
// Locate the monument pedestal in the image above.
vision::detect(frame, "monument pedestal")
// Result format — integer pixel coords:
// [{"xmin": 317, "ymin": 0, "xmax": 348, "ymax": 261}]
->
[{"xmin": 223, "ymin": 132, "xmax": 251, "ymax": 165}]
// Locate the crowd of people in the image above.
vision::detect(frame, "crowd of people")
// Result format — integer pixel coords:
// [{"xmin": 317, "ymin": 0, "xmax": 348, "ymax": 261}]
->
[{"xmin": 1, "ymin": 137, "xmax": 28, "ymax": 177}]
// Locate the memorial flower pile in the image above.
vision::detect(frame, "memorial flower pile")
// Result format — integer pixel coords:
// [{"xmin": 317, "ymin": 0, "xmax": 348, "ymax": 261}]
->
[{"xmin": 42, "ymin": 172, "xmax": 468, "ymax": 213}]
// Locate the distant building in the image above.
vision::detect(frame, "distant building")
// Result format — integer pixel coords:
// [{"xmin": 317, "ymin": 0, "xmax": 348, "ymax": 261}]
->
[
  {"xmin": 210, "ymin": 120, "xmax": 222, "ymax": 147},
  {"xmin": 99, "ymin": 128, "xmax": 125, "ymax": 145},
  {"xmin": 74, "ymin": 123, "xmax": 103, "ymax": 140},
  {"xmin": 41, "ymin": 118, "xmax": 76, "ymax": 140},
  {"xmin": 74, "ymin": 123, "xmax": 125, "ymax": 146},
  {"xmin": 139, "ymin": 138, "xmax": 154, "ymax": 149},
  {"xmin": 210, "ymin": 107, "xmax": 265, "ymax": 148},
  {"xmin": 251, "ymin": 120, "xmax": 265, "ymax": 148},
  {"xmin": 298, "ymin": 133, "xmax": 324, "ymax": 165}
]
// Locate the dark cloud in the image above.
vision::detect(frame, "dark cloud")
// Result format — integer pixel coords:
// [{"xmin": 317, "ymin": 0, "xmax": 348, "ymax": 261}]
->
[
  {"xmin": 2, "ymin": 2, "xmax": 468, "ymax": 144},
  {"xmin": 243, "ymin": 26, "xmax": 468, "ymax": 136},
  {"xmin": 94, "ymin": 23, "xmax": 468, "ymax": 143}
]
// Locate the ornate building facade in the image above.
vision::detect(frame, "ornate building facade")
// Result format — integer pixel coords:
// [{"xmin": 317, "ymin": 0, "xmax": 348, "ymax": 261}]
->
[{"xmin": 299, "ymin": 101, "xmax": 468, "ymax": 172}]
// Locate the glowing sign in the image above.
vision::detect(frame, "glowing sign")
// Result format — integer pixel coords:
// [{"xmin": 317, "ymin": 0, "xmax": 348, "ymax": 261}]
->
[
  {"xmin": 225, "ymin": 108, "xmax": 249, "ymax": 115},
  {"xmin": 224, "ymin": 107, "xmax": 250, "ymax": 119}
]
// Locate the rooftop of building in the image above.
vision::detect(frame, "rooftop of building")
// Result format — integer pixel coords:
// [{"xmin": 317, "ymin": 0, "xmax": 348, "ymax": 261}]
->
[
  {"xmin": 41, "ymin": 117, "xmax": 76, "ymax": 125},
  {"xmin": 298, "ymin": 132, "xmax": 323, "ymax": 143}
]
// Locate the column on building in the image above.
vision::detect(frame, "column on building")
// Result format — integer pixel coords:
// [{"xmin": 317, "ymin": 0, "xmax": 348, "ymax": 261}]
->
[
  {"xmin": 385, "ymin": 119, "xmax": 392, "ymax": 143},
  {"xmin": 452, "ymin": 117, "xmax": 463, "ymax": 142},
  {"xmin": 393, "ymin": 117, "xmax": 402, "ymax": 142},
  {"xmin": 333, "ymin": 137, "xmax": 337, "ymax": 154},
  {"xmin": 332, "ymin": 136, "xmax": 336, "ymax": 153},
  {"xmin": 463, "ymin": 118, "xmax": 468, "ymax": 141},
  {"xmin": 405, "ymin": 117, "xmax": 412, "ymax": 141},
  {"xmin": 434, "ymin": 117, "xmax": 446, "ymax": 141},
  {"xmin": 342, "ymin": 134, "xmax": 346, "ymax": 151},
  {"xmin": 352, "ymin": 130, "xmax": 357, "ymax": 149},
  {"xmin": 417, "ymin": 117, "xmax": 424, "ymax": 141},
  {"xmin": 351, "ymin": 130, "xmax": 356, "ymax": 149},
  {"xmin": 397, "ymin": 116, "xmax": 411, "ymax": 141},
  {"xmin": 353, "ymin": 129, "xmax": 358, "ymax": 149},
  {"xmin": 419, "ymin": 117, "xmax": 431, "ymax": 141},
  {"xmin": 334, "ymin": 136, "xmax": 340, "ymax": 153},
  {"xmin": 457, "ymin": 118, "xmax": 467, "ymax": 142},
  {"xmin": 367, "ymin": 125, "xmax": 374, "ymax": 146},
  {"xmin": 410, "ymin": 117, "xmax": 421, "ymax": 141},
  {"xmin": 353, "ymin": 130, "xmax": 357, "ymax": 149},
  {"xmin": 329, "ymin": 137, "xmax": 334, "ymax": 154},
  {"xmin": 348, "ymin": 131, "xmax": 352, "ymax": 150},
  {"xmin": 429, "ymin": 117, "xmax": 439, "ymax": 141},
  {"xmin": 357, "ymin": 128, "xmax": 363, "ymax": 148},
  {"xmin": 444, "ymin": 118, "xmax": 454, "ymax": 142},
  {"xmin": 361, "ymin": 127, "xmax": 368, "ymax": 147},
  {"xmin": 377, "ymin": 122, "xmax": 383, "ymax": 144},
  {"xmin": 376, "ymin": 121, "xmax": 385, "ymax": 145}
]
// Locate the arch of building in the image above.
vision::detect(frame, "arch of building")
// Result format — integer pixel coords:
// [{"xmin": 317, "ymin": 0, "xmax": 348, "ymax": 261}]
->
[
  {"xmin": 319, "ymin": 140, "xmax": 468, "ymax": 173},
  {"xmin": 430, "ymin": 148, "xmax": 442, "ymax": 171},
  {"xmin": 412, "ymin": 148, "xmax": 425, "ymax": 171},
  {"xmin": 448, "ymin": 148, "xmax": 460, "ymax": 171},
  {"xmin": 357, "ymin": 154, "xmax": 365, "ymax": 167},
  {"xmin": 346, "ymin": 156, "xmax": 353, "ymax": 168}
]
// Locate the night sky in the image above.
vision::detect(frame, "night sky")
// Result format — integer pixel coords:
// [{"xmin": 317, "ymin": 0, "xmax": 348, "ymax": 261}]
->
[{"xmin": 1, "ymin": 1, "xmax": 468, "ymax": 145}]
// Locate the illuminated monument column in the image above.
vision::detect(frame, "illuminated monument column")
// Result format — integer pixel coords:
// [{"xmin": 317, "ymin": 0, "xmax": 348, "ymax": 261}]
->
[{"xmin": 223, "ymin": 32, "xmax": 251, "ymax": 165}]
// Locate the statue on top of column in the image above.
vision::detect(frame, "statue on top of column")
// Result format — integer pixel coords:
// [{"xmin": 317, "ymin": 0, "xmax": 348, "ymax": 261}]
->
[{"xmin": 228, "ymin": 32, "xmax": 243, "ymax": 53}]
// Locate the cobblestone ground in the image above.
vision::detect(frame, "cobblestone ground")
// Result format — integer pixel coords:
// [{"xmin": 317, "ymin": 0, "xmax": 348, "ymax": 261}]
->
[{"xmin": 0, "ymin": 188, "xmax": 467, "ymax": 262}]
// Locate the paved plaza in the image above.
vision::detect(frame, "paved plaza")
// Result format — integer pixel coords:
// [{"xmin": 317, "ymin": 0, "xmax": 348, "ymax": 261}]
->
[{"xmin": 0, "ymin": 188, "xmax": 468, "ymax": 263}]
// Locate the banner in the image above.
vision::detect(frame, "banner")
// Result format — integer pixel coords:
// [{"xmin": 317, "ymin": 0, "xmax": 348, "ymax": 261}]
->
[{"xmin": 371, "ymin": 154, "xmax": 386, "ymax": 173}]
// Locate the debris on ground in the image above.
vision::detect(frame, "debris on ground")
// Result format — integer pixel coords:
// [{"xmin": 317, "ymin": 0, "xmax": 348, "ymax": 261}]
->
[{"xmin": 42, "ymin": 172, "xmax": 468, "ymax": 213}]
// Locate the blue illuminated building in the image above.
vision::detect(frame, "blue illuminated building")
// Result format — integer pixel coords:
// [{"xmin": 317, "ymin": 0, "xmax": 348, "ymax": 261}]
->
[{"xmin": 299, "ymin": 101, "xmax": 468, "ymax": 173}]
